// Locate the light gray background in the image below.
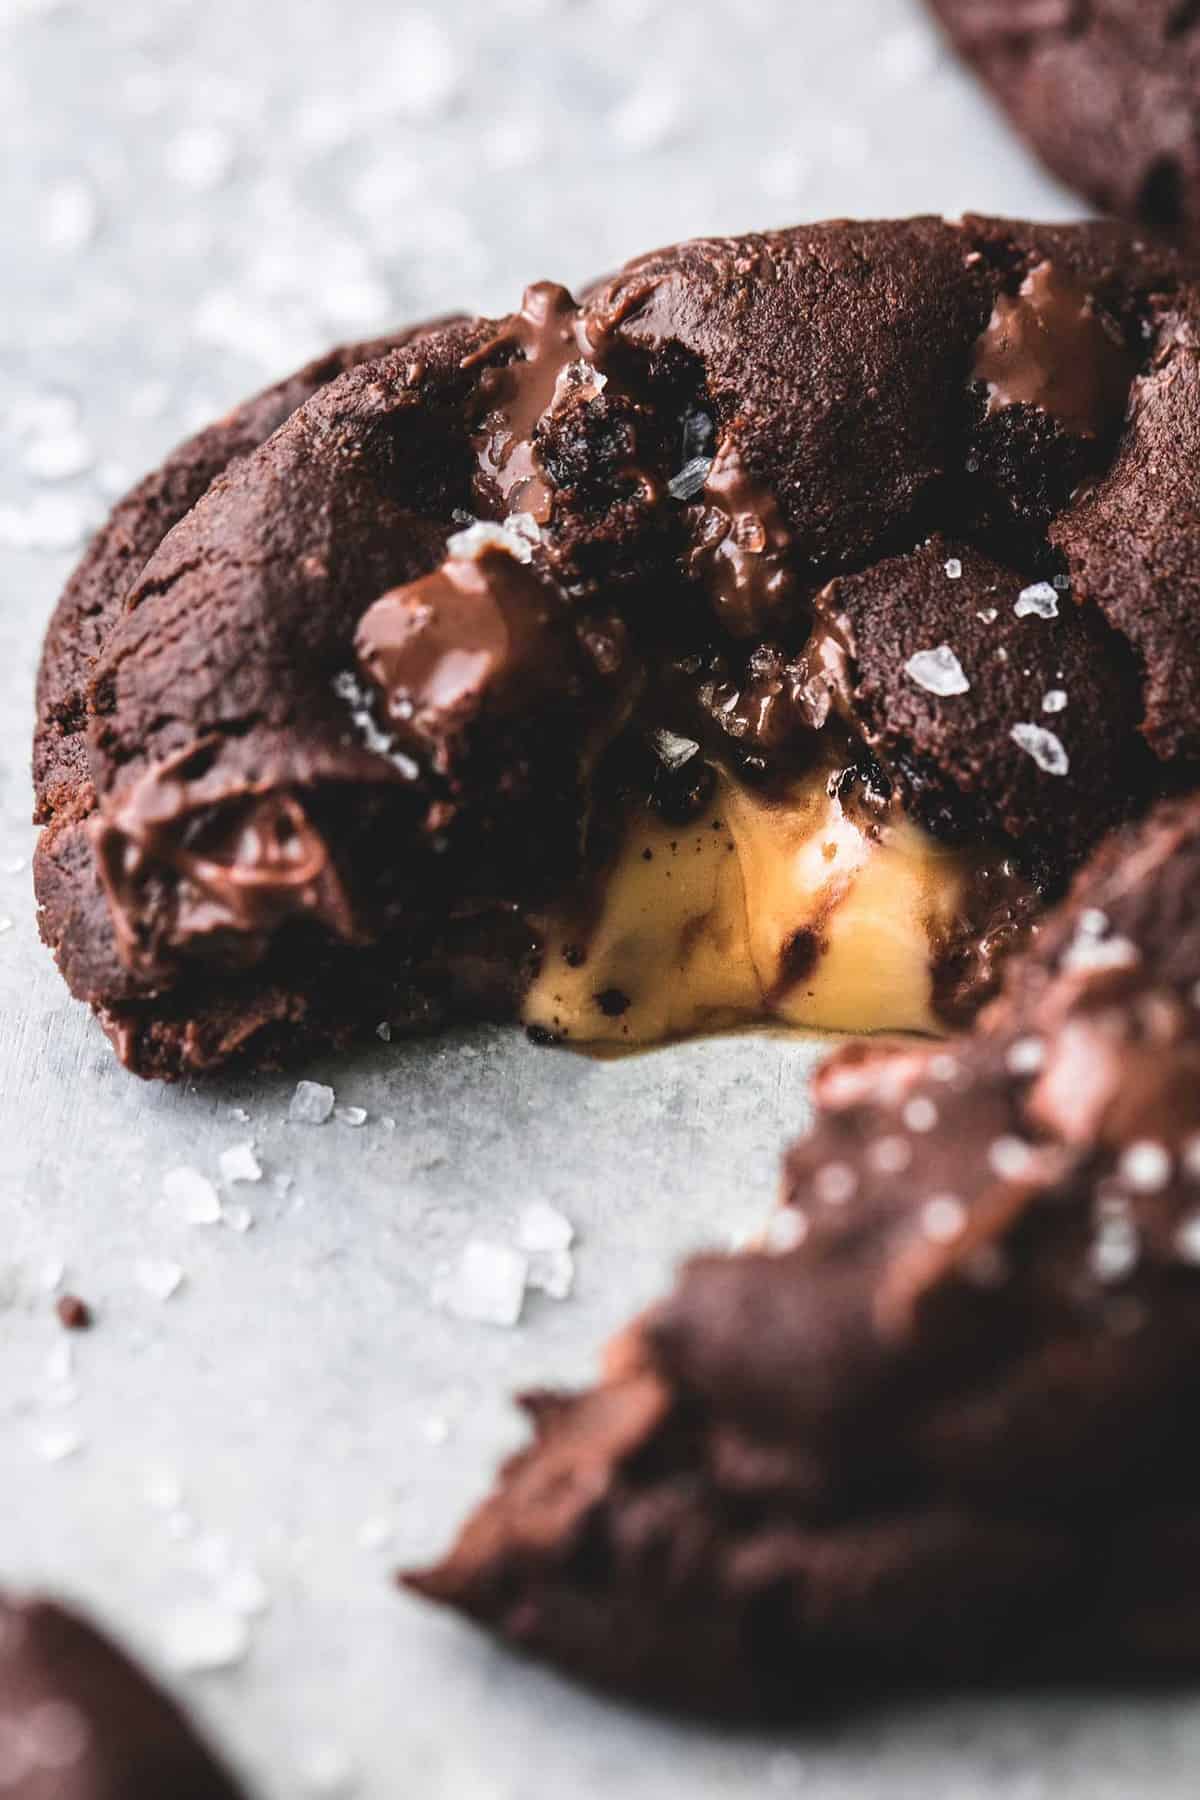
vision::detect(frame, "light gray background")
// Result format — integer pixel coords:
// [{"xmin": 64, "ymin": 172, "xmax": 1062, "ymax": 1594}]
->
[{"xmin": 2, "ymin": 1, "xmax": 1189, "ymax": 1794}]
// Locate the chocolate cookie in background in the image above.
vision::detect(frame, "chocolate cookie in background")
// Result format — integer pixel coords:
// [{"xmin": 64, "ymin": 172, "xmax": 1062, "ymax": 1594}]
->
[
  {"xmin": 0, "ymin": 1593, "xmax": 245, "ymax": 1797},
  {"xmin": 32, "ymin": 216, "xmax": 1200, "ymax": 1076},
  {"xmin": 408, "ymin": 791, "xmax": 1200, "ymax": 1715},
  {"xmin": 928, "ymin": 0, "xmax": 1200, "ymax": 240}
]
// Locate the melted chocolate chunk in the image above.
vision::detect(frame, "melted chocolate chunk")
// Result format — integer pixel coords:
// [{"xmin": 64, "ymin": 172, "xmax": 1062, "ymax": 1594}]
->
[
  {"xmin": 972, "ymin": 260, "xmax": 1137, "ymax": 439},
  {"xmin": 355, "ymin": 546, "xmax": 577, "ymax": 755}
]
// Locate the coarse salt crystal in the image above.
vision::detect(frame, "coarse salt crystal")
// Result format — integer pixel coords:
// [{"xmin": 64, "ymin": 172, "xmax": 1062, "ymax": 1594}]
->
[
  {"xmin": 1118, "ymin": 1141, "xmax": 1172, "ymax": 1192},
  {"xmin": 1015, "ymin": 581, "xmax": 1059, "ymax": 619},
  {"xmin": 219, "ymin": 1142, "xmax": 262, "ymax": 1184},
  {"xmin": 976, "ymin": 606, "xmax": 998, "ymax": 624},
  {"xmin": 650, "ymin": 728, "xmax": 700, "ymax": 770},
  {"xmin": 376, "ymin": 1021, "xmax": 392, "ymax": 1041},
  {"xmin": 904, "ymin": 645, "xmax": 970, "ymax": 697},
  {"xmin": 1010, "ymin": 722, "xmax": 1069, "ymax": 776},
  {"xmin": 335, "ymin": 1105, "xmax": 367, "ymax": 1127},
  {"xmin": 1006, "ymin": 1036, "xmax": 1046, "ymax": 1076},
  {"xmin": 922, "ymin": 1195, "xmax": 966, "ymax": 1242},
  {"xmin": 518, "ymin": 1201, "xmax": 574, "ymax": 1253},
  {"xmin": 667, "ymin": 455, "xmax": 713, "ymax": 501},
  {"xmin": 438, "ymin": 1241, "xmax": 528, "ymax": 1327},
  {"xmin": 136, "ymin": 1259, "xmax": 185, "ymax": 1301},
  {"xmin": 164, "ymin": 1603, "xmax": 251, "ymax": 1673},
  {"xmin": 943, "ymin": 557, "xmax": 963, "ymax": 579},
  {"xmin": 813, "ymin": 1162, "xmax": 857, "ymax": 1206},
  {"xmin": 526, "ymin": 1247, "xmax": 575, "ymax": 1300},
  {"xmin": 1042, "ymin": 688, "xmax": 1068, "ymax": 714},
  {"xmin": 988, "ymin": 1135, "xmax": 1034, "ymax": 1180},
  {"xmin": 35, "ymin": 1428, "xmax": 82, "ymax": 1464},
  {"xmin": 164, "ymin": 1166, "xmax": 222, "ymax": 1225},
  {"xmin": 289, "ymin": 1081, "xmax": 335, "ymax": 1124},
  {"xmin": 871, "ymin": 1135, "xmax": 912, "ymax": 1174},
  {"xmin": 903, "ymin": 1096, "xmax": 938, "ymax": 1133}
]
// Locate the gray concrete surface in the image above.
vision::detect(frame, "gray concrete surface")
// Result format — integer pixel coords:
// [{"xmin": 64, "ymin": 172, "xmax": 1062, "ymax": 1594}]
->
[{"xmin": 4, "ymin": 0, "xmax": 1194, "ymax": 1794}]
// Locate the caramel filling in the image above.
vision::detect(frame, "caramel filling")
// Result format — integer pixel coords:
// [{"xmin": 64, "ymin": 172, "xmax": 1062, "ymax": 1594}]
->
[{"xmin": 523, "ymin": 763, "xmax": 976, "ymax": 1047}]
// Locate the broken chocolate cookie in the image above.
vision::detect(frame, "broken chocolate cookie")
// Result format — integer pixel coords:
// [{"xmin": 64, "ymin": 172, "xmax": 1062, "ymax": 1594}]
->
[
  {"xmin": 32, "ymin": 217, "xmax": 1199, "ymax": 1074},
  {"xmin": 929, "ymin": 1, "xmax": 1200, "ymax": 241},
  {"xmin": 408, "ymin": 792, "xmax": 1200, "ymax": 1714}
]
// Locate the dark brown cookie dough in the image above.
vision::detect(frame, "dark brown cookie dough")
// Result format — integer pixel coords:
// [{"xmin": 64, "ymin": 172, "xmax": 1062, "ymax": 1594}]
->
[
  {"xmin": 408, "ymin": 792, "xmax": 1200, "ymax": 1715},
  {"xmin": 0, "ymin": 1593, "xmax": 245, "ymax": 1797},
  {"xmin": 32, "ymin": 217, "xmax": 1200, "ymax": 1075},
  {"xmin": 929, "ymin": 0, "xmax": 1200, "ymax": 239}
]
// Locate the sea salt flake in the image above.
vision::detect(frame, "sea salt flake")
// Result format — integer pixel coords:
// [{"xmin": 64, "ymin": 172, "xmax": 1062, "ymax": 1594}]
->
[
  {"xmin": 335, "ymin": 1105, "xmax": 367, "ymax": 1127},
  {"xmin": 976, "ymin": 606, "xmax": 998, "ymax": 624},
  {"xmin": 376, "ymin": 1021, "xmax": 392, "ymax": 1041},
  {"xmin": 814, "ymin": 1162, "xmax": 857, "ymax": 1206},
  {"xmin": 222, "ymin": 1565, "xmax": 270, "ymax": 1618},
  {"xmin": 922, "ymin": 1195, "xmax": 966, "ymax": 1242},
  {"xmin": 518, "ymin": 1201, "xmax": 574, "ymax": 1254},
  {"xmin": 1119, "ymin": 1140, "xmax": 1172, "ymax": 1193},
  {"xmin": 165, "ymin": 1603, "xmax": 251, "ymax": 1673},
  {"xmin": 219, "ymin": 1142, "xmax": 262, "ymax": 1184},
  {"xmin": 1042, "ymin": 688, "xmax": 1068, "ymax": 714},
  {"xmin": 0, "ymin": 917, "xmax": 13, "ymax": 934},
  {"xmin": 943, "ymin": 557, "xmax": 963, "ymax": 579},
  {"xmin": 35, "ymin": 1428, "xmax": 82, "ymax": 1463},
  {"xmin": 229, "ymin": 1106, "xmax": 250, "ymax": 1124},
  {"xmin": 164, "ymin": 1166, "xmax": 222, "ymax": 1224},
  {"xmin": 904, "ymin": 645, "xmax": 970, "ymax": 697},
  {"xmin": 903, "ymin": 1096, "xmax": 938, "ymax": 1133},
  {"xmin": 870, "ymin": 1135, "xmax": 912, "ymax": 1174},
  {"xmin": 289, "ymin": 1080, "xmax": 335, "ymax": 1124},
  {"xmin": 1015, "ymin": 581, "xmax": 1059, "ymax": 619},
  {"xmin": 446, "ymin": 517, "xmax": 534, "ymax": 564},
  {"xmin": 1006, "ymin": 1036, "xmax": 1046, "ymax": 1075},
  {"xmin": 136, "ymin": 1259, "xmax": 185, "ymax": 1301},
  {"xmin": 1010, "ymin": 722, "xmax": 1069, "ymax": 776},
  {"xmin": 439, "ymin": 1241, "xmax": 528, "ymax": 1327},
  {"xmin": 668, "ymin": 455, "xmax": 713, "ymax": 501},
  {"xmin": 526, "ymin": 1246, "xmax": 575, "ymax": 1299},
  {"xmin": 357, "ymin": 1516, "xmax": 394, "ymax": 1552},
  {"xmin": 989, "ymin": 1135, "xmax": 1035, "ymax": 1180},
  {"xmin": 650, "ymin": 727, "xmax": 700, "ymax": 771}
]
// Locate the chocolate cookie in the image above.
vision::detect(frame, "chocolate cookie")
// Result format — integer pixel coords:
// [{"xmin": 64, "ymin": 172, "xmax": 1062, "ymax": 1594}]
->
[
  {"xmin": 0, "ymin": 1592, "xmax": 245, "ymax": 1796},
  {"xmin": 33, "ymin": 217, "xmax": 1200, "ymax": 1075},
  {"xmin": 409, "ymin": 791, "xmax": 1200, "ymax": 1714},
  {"xmin": 929, "ymin": 1, "xmax": 1200, "ymax": 239}
]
